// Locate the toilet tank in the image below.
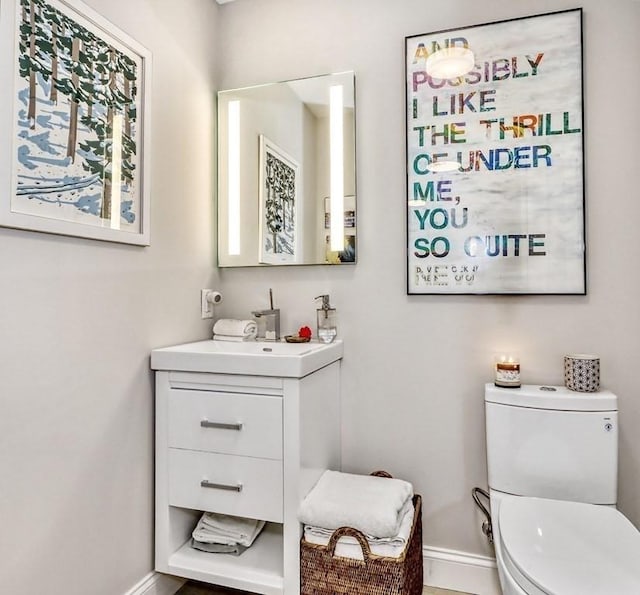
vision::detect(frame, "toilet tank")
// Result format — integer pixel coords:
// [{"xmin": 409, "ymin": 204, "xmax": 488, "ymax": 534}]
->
[{"xmin": 485, "ymin": 383, "xmax": 618, "ymax": 504}]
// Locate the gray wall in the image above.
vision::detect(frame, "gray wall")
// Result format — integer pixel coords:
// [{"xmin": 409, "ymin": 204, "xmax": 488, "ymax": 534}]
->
[
  {"xmin": 216, "ymin": 0, "xmax": 640, "ymax": 558},
  {"xmin": 0, "ymin": 1, "xmax": 220, "ymax": 593}
]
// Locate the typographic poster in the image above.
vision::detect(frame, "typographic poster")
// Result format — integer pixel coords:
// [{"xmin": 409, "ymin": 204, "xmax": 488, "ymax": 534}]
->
[{"xmin": 406, "ymin": 10, "xmax": 585, "ymax": 294}]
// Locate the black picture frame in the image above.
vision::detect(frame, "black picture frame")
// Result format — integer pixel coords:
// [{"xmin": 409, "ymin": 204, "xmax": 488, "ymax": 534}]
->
[{"xmin": 406, "ymin": 9, "xmax": 585, "ymax": 295}]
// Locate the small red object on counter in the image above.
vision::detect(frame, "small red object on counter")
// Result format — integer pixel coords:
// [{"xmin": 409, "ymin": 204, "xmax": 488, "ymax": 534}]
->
[{"xmin": 298, "ymin": 325, "xmax": 312, "ymax": 339}]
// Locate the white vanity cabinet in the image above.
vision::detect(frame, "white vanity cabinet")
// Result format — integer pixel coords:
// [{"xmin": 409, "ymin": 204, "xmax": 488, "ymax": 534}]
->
[{"xmin": 151, "ymin": 340, "xmax": 342, "ymax": 595}]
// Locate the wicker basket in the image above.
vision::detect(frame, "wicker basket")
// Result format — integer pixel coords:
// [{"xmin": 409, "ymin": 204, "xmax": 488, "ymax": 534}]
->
[{"xmin": 300, "ymin": 472, "xmax": 423, "ymax": 595}]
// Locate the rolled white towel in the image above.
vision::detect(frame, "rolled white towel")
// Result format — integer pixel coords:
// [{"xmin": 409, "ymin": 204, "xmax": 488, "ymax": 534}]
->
[
  {"xmin": 303, "ymin": 498, "xmax": 414, "ymax": 560},
  {"xmin": 298, "ymin": 470, "xmax": 413, "ymax": 538},
  {"xmin": 213, "ymin": 319, "xmax": 257, "ymax": 339}
]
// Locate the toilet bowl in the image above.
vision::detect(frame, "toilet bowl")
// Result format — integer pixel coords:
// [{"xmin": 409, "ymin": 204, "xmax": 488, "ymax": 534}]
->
[
  {"xmin": 484, "ymin": 383, "xmax": 640, "ymax": 595},
  {"xmin": 491, "ymin": 491, "xmax": 640, "ymax": 595}
]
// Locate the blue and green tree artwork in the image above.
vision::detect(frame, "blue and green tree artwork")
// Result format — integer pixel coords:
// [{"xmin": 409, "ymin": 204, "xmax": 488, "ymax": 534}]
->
[{"xmin": 14, "ymin": 0, "xmax": 143, "ymax": 232}]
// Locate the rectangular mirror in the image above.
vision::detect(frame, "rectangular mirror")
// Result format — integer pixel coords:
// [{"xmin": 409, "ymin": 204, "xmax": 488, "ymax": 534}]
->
[{"xmin": 217, "ymin": 72, "xmax": 356, "ymax": 267}]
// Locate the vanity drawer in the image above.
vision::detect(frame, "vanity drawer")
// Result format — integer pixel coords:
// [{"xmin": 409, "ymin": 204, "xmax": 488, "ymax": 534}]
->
[
  {"xmin": 168, "ymin": 390, "xmax": 282, "ymax": 460},
  {"xmin": 168, "ymin": 448, "xmax": 283, "ymax": 523}
]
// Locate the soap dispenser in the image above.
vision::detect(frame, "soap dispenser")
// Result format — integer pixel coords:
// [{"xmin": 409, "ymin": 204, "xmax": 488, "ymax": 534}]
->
[{"xmin": 315, "ymin": 295, "xmax": 337, "ymax": 343}]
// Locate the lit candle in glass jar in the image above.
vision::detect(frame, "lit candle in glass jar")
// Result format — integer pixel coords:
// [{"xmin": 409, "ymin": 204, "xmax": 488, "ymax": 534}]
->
[{"xmin": 495, "ymin": 354, "xmax": 521, "ymax": 388}]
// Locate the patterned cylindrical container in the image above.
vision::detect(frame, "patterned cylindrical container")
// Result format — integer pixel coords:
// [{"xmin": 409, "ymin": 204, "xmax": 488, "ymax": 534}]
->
[{"xmin": 564, "ymin": 354, "xmax": 600, "ymax": 392}]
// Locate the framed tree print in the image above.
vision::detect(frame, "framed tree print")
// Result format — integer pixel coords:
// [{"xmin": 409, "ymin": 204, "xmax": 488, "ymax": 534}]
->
[
  {"xmin": 0, "ymin": 0, "xmax": 152, "ymax": 245},
  {"xmin": 258, "ymin": 135, "xmax": 299, "ymax": 265},
  {"xmin": 406, "ymin": 9, "xmax": 585, "ymax": 294}
]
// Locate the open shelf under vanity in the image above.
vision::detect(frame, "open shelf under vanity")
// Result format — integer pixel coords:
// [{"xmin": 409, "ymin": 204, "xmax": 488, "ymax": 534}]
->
[{"xmin": 167, "ymin": 522, "xmax": 284, "ymax": 594}]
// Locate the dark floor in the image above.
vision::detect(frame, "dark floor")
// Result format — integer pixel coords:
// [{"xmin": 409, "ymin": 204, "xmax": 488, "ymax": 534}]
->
[
  {"xmin": 175, "ymin": 581, "xmax": 468, "ymax": 595},
  {"xmin": 175, "ymin": 581, "xmax": 249, "ymax": 594}
]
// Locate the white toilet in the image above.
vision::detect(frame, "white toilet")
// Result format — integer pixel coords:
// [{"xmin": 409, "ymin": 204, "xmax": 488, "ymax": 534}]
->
[{"xmin": 485, "ymin": 383, "xmax": 640, "ymax": 595}]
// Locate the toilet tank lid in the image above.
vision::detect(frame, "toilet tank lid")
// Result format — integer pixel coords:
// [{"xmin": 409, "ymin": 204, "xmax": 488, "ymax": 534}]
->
[{"xmin": 484, "ymin": 383, "xmax": 617, "ymax": 411}]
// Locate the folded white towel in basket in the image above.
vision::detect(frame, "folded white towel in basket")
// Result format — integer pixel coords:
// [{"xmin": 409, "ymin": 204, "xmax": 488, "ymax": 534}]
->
[
  {"xmin": 303, "ymin": 497, "xmax": 414, "ymax": 560},
  {"xmin": 298, "ymin": 470, "xmax": 414, "ymax": 538},
  {"xmin": 213, "ymin": 319, "xmax": 257, "ymax": 340}
]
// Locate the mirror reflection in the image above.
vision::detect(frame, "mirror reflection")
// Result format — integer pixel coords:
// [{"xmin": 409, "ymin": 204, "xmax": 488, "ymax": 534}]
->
[{"xmin": 217, "ymin": 72, "xmax": 356, "ymax": 267}]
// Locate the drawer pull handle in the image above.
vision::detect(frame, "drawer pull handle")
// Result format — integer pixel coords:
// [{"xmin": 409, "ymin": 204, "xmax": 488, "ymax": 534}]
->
[
  {"xmin": 200, "ymin": 420, "xmax": 243, "ymax": 431},
  {"xmin": 200, "ymin": 480, "xmax": 243, "ymax": 492}
]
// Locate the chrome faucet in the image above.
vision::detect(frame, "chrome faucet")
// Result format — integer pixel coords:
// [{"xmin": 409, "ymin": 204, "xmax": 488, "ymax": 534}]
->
[
  {"xmin": 252, "ymin": 308, "xmax": 280, "ymax": 341},
  {"xmin": 252, "ymin": 288, "xmax": 280, "ymax": 341}
]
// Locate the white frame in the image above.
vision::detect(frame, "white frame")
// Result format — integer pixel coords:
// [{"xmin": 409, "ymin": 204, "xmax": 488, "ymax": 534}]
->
[{"xmin": 0, "ymin": 0, "xmax": 152, "ymax": 245}]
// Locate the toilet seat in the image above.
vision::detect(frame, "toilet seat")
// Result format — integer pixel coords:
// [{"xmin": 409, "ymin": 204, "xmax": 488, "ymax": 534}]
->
[{"xmin": 499, "ymin": 497, "xmax": 640, "ymax": 595}]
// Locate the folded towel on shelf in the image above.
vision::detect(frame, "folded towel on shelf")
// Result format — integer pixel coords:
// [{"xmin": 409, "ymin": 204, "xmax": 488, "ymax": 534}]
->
[
  {"xmin": 213, "ymin": 319, "xmax": 257, "ymax": 340},
  {"xmin": 190, "ymin": 539, "xmax": 248, "ymax": 556},
  {"xmin": 298, "ymin": 470, "xmax": 414, "ymax": 538},
  {"xmin": 303, "ymin": 498, "xmax": 415, "ymax": 560},
  {"xmin": 191, "ymin": 512, "xmax": 265, "ymax": 548}
]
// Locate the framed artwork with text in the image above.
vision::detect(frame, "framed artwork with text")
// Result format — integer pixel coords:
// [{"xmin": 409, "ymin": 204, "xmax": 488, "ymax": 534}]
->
[{"xmin": 406, "ymin": 9, "xmax": 585, "ymax": 294}]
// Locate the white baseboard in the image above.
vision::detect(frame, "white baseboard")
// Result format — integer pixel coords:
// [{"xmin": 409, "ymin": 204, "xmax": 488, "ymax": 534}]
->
[
  {"xmin": 124, "ymin": 571, "xmax": 186, "ymax": 595},
  {"xmin": 423, "ymin": 546, "xmax": 501, "ymax": 595},
  {"xmin": 126, "ymin": 550, "xmax": 499, "ymax": 595}
]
